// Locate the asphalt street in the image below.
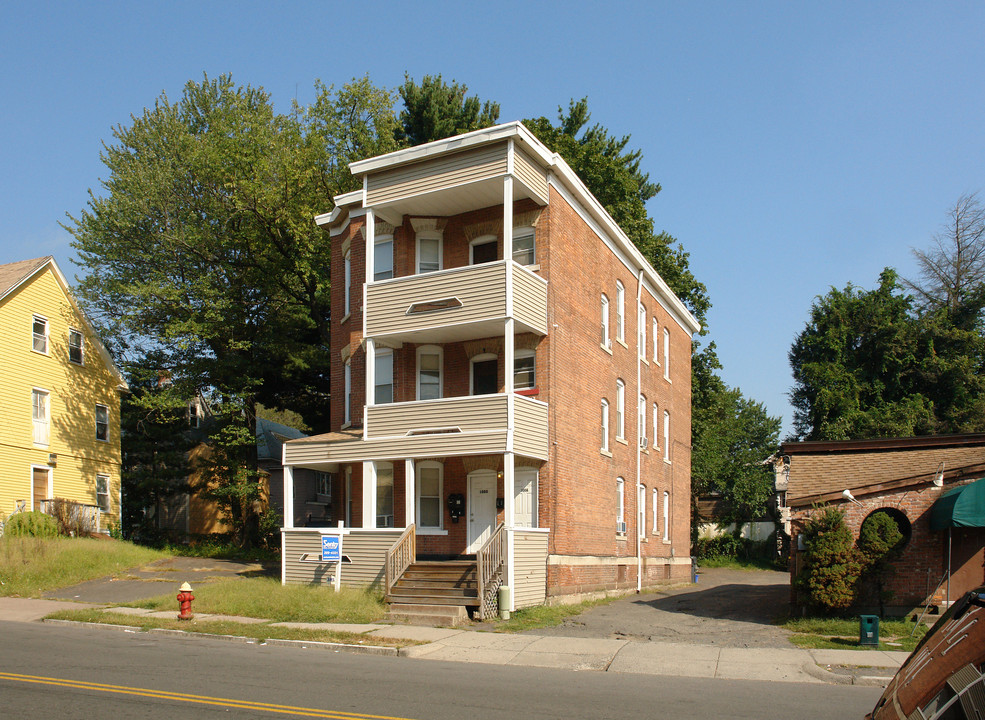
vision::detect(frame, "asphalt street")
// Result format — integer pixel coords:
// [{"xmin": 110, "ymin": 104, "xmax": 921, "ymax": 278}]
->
[{"xmin": 0, "ymin": 621, "xmax": 882, "ymax": 719}]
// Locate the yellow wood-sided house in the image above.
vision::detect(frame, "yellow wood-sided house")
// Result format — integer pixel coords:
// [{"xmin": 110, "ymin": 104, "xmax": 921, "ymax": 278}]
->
[{"xmin": 0, "ymin": 256, "xmax": 127, "ymax": 532}]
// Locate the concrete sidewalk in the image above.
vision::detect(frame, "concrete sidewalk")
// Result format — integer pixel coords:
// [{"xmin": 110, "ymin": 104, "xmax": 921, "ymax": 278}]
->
[{"xmin": 0, "ymin": 597, "xmax": 909, "ymax": 685}]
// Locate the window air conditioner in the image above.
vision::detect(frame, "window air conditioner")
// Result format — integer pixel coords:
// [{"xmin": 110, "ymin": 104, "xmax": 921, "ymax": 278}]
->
[
  {"xmin": 640, "ymin": 437, "xmax": 648, "ymax": 449},
  {"xmin": 616, "ymin": 521, "xmax": 627, "ymax": 534}
]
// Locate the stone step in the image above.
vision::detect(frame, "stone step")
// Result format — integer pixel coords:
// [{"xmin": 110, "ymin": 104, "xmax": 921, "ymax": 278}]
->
[{"xmin": 386, "ymin": 603, "xmax": 470, "ymax": 627}]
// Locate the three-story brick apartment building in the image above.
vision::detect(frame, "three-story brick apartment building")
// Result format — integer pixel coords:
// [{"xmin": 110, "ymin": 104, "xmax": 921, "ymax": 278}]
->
[{"xmin": 281, "ymin": 122, "xmax": 699, "ymax": 619}]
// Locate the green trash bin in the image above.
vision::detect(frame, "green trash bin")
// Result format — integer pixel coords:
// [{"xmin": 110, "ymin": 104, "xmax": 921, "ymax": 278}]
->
[{"xmin": 859, "ymin": 615, "xmax": 879, "ymax": 646}]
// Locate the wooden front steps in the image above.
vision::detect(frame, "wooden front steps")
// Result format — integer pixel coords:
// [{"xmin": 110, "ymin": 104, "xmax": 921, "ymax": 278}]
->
[{"xmin": 386, "ymin": 560, "xmax": 478, "ymax": 626}]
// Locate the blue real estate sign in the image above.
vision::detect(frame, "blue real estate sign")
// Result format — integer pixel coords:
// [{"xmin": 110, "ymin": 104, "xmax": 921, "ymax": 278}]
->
[{"xmin": 321, "ymin": 535, "xmax": 342, "ymax": 563}]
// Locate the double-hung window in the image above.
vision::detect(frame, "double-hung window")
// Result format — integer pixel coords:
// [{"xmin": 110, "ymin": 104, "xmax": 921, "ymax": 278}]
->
[
  {"xmin": 663, "ymin": 410, "xmax": 671, "ymax": 462},
  {"xmin": 416, "ymin": 232, "xmax": 442, "ymax": 274},
  {"xmin": 600, "ymin": 294, "xmax": 610, "ymax": 348},
  {"xmin": 96, "ymin": 475, "xmax": 110, "ymax": 512},
  {"xmin": 32, "ymin": 389, "xmax": 49, "ymax": 445},
  {"xmin": 343, "ymin": 250, "xmax": 351, "ymax": 317},
  {"xmin": 663, "ymin": 328, "xmax": 671, "ymax": 379},
  {"xmin": 600, "ymin": 399, "xmax": 609, "ymax": 452},
  {"xmin": 615, "ymin": 282, "xmax": 625, "ymax": 342},
  {"xmin": 374, "ymin": 235, "xmax": 393, "ymax": 281},
  {"xmin": 95, "ymin": 404, "xmax": 109, "ymax": 442},
  {"xmin": 33, "ymin": 316, "xmax": 48, "ymax": 354},
  {"xmin": 639, "ymin": 394, "xmax": 647, "ymax": 447},
  {"xmin": 376, "ymin": 463, "xmax": 394, "ymax": 528},
  {"xmin": 638, "ymin": 305, "xmax": 646, "ymax": 358},
  {"xmin": 69, "ymin": 329, "xmax": 84, "ymax": 365},
  {"xmin": 512, "ymin": 228, "xmax": 535, "ymax": 266},
  {"xmin": 616, "ymin": 478, "xmax": 625, "ymax": 533},
  {"xmin": 514, "ymin": 350, "xmax": 535, "ymax": 390},
  {"xmin": 417, "ymin": 346, "xmax": 442, "ymax": 400},
  {"xmin": 615, "ymin": 380, "xmax": 625, "ymax": 440},
  {"xmin": 417, "ymin": 462, "xmax": 443, "ymax": 530},
  {"xmin": 638, "ymin": 485, "xmax": 646, "ymax": 540},
  {"xmin": 343, "ymin": 360, "xmax": 352, "ymax": 425},
  {"xmin": 663, "ymin": 491, "xmax": 671, "ymax": 541},
  {"xmin": 375, "ymin": 350, "xmax": 394, "ymax": 404},
  {"xmin": 652, "ymin": 318, "xmax": 659, "ymax": 363},
  {"xmin": 652, "ymin": 488, "xmax": 659, "ymax": 534},
  {"xmin": 653, "ymin": 403, "xmax": 659, "ymax": 451}
]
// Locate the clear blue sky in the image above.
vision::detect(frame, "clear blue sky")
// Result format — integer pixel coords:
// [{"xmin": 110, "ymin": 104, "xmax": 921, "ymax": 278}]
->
[{"xmin": 2, "ymin": 1, "xmax": 983, "ymax": 436}]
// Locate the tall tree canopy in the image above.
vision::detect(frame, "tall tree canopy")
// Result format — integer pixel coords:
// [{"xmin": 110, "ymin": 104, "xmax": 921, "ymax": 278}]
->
[
  {"xmin": 397, "ymin": 74, "xmax": 500, "ymax": 147},
  {"xmin": 789, "ymin": 268, "xmax": 985, "ymax": 440},
  {"xmin": 68, "ymin": 73, "xmax": 399, "ymax": 542}
]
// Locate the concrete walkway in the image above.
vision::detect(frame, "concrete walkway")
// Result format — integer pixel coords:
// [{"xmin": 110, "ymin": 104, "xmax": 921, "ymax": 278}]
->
[{"xmin": 0, "ymin": 596, "xmax": 909, "ymax": 685}]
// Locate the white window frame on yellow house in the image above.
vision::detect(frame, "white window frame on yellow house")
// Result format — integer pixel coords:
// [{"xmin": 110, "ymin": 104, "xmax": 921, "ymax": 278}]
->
[
  {"xmin": 68, "ymin": 328, "xmax": 84, "ymax": 365},
  {"xmin": 32, "ymin": 388, "xmax": 50, "ymax": 446},
  {"xmin": 32, "ymin": 314, "xmax": 49, "ymax": 355},
  {"xmin": 95, "ymin": 403, "xmax": 109, "ymax": 442},
  {"xmin": 96, "ymin": 474, "xmax": 111, "ymax": 513}
]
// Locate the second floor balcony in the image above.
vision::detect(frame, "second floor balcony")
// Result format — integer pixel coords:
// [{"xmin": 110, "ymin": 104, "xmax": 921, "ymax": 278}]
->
[{"xmin": 365, "ymin": 260, "xmax": 548, "ymax": 344}]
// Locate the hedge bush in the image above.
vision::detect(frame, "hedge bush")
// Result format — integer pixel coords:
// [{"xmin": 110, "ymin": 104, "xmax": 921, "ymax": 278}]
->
[{"xmin": 4, "ymin": 511, "xmax": 60, "ymax": 539}]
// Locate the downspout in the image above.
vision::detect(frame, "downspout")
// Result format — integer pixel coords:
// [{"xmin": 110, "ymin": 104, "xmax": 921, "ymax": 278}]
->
[{"xmin": 636, "ymin": 269, "xmax": 644, "ymax": 593}]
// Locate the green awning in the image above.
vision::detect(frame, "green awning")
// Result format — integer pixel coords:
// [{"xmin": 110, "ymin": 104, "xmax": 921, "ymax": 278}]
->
[{"xmin": 930, "ymin": 477, "xmax": 985, "ymax": 530}]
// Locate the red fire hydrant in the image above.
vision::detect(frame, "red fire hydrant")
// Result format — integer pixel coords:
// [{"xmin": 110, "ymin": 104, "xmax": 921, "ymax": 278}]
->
[{"xmin": 176, "ymin": 582, "xmax": 194, "ymax": 621}]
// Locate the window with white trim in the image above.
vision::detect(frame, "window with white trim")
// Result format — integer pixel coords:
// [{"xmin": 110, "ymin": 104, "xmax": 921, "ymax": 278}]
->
[
  {"xmin": 96, "ymin": 475, "xmax": 110, "ymax": 513},
  {"xmin": 663, "ymin": 410, "xmax": 670, "ymax": 462},
  {"xmin": 343, "ymin": 250, "xmax": 351, "ymax": 317},
  {"xmin": 32, "ymin": 315, "xmax": 48, "ymax": 354},
  {"xmin": 615, "ymin": 379, "xmax": 625, "ymax": 439},
  {"xmin": 32, "ymin": 389, "xmax": 49, "ymax": 445},
  {"xmin": 69, "ymin": 328, "xmax": 84, "ymax": 365},
  {"xmin": 416, "ymin": 231, "xmax": 442, "ymax": 274},
  {"xmin": 374, "ymin": 235, "xmax": 393, "ymax": 281},
  {"xmin": 417, "ymin": 461, "xmax": 443, "ymax": 529},
  {"xmin": 316, "ymin": 472, "xmax": 332, "ymax": 499},
  {"xmin": 653, "ymin": 402, "xmax": 659, "ymax": 451},
  {"xmin": 638, "ymin": 485, "xmax": 646, "ymax": 539},
  {"xmin": 615, "ymin": 281, "xmax": 625, "ymax": 342},
  {"xmin": 638, "ymin": 305, "xmax": 646, "ymax": 358},
  {"xmin": 376, "ymin": 462, "xmax": 394, "ymax": 528},
  {"xmin": 652, "ymin": 317, "xmax": 659, "ymax": 362},
  {"xmin": 375, "ymin": 349, "xmax": 393, "ymax": 404},
  {"xmin": 470, "ymin": 353, "xmax": 497, "ymax": 395},
  {"xmin": 417, "ymin": 346, "xmax": 442, "ymax": 400},
  {"xmin": 652, "ymin": 487, "xmax": 659, "ymax": 534},
  {"xmin": 470, "ymin": 235, "xmax": 498, "ymax": 265},
  {"xmin": 616, "ymin": 477, "xmax": 625, "ymax": 532},
  {"xmin": 663, "ymin": 491, "xmax": 670, "ymax": 541},
  {"xmin": 663, "ymin": 328, "xmax": 671, "ymax": 379},
  {"xmin": 95, "ymin": 404, "xmax": 109, "ymax": 442},
  {"xmin": 601, "ymin": 398, "xmax": 609, "ymax": 452},
  {"xmin": 514, "ymin": 349, "xmax": 535, "ymax": 390},
  {"xmin": 188, "ymin": 400, "xmax": 200, "ymax": 428},
  {"xmin": 343, "ymin": 360, "xmax": 351, "ymax": 424},
  {"xmin": 600, "ymin": 294, "xmax": 610, "ymax": 348},
  {"xmin": 639, "ymin": 394, "xmax": 647, "ymax": 447},
  {"xmin": 512, "ymin": 227, "xmax": 535, "ymax": 266}
]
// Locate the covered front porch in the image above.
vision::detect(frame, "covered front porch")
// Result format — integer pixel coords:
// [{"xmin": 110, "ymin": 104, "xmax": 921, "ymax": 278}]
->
[{"xmin": 280, "ymin": 451, "xmax": 549, "ymax": 617}]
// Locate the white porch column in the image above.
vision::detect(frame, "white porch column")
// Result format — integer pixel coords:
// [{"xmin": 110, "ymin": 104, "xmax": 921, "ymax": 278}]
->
[
  {"xmin": 504, "ymin": 452, "xmax": 516, "ymax": 611},
  {"xmin": 503, "ymin": 163, "xmax": 516, "ymax": 611},
  {"xmin": 404, "ymin": 459, "xmax": 416, "ymax": 528},
  {"xmin": 283, "ymin": 465, "xmax": 295, "ymax": 529},
  {"xmin": 362, "ymin": 460, "xmax": 377, "ymax": 529},
  {"xmin": 364, "ymin": 337, "xmax": 376, "ymax": 440}
]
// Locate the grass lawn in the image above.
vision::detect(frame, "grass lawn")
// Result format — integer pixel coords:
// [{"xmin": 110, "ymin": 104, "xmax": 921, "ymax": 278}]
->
[
  {"xmin": 0, "ymin": 537, "xmax": 169, "ymax": 597},
  {"xmin": 129, "ymin": 577, "xmax": 386, "ymax": 624},
  {"xmin": 46, "ymin": 609, "xmax": 416, "ymax": 648},
  {"xmin": 480, "ymin": 596, "xmax": 615, "ymax": 633},
  {"xmin": 781, "ymin": 616, "xmax": 928, "ymax": 653}
]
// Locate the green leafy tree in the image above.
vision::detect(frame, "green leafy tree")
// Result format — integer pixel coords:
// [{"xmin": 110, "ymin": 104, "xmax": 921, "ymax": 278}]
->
[
  {"xmin": 397, "ymin": 74, "xmax": 500, "ymax": 146},
  {"xmin": 795, "ymin": 506, "xmax": 862, "ymax": 612},
  {"xmin": 789, "ymin": 268, "xmax": 985, "ymax": 440},
  {"xmin": 857, "ymin": 511, "xmax": 905, "ymax": 616},
  {"xmin": 67, "ymin": 74, "xmax": 399, "ymax": 545},
  {"xmin": 120, "ymin": 356, "xmax": 196, "ymax": 540}
]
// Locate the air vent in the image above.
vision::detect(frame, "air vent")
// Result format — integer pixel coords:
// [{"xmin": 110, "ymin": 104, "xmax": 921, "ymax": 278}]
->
[{"xmin": 407, "ymin": 297, "xmax": 463, "ymax": 315}]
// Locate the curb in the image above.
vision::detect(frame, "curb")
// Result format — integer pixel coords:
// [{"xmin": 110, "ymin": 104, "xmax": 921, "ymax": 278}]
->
[
  {"xmin": 41, "ymin": 618, "xmax": 405, "ymax": 657},
  {"xmin": 801, "ymin": 661, "xmax": 893, "ymax": 687}
]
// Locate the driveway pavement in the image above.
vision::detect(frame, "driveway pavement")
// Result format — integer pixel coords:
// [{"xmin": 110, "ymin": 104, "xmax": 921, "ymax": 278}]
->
[
  {"xmin": 41, "ymin": 556, "xmax": 274, "ymax": 604},
  {"xmin": 528, "ymin": 566, "xmax": 795, "ymax": 648}
]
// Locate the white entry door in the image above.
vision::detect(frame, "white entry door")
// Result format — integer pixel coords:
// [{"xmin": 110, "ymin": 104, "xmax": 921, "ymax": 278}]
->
[
  {"xmin": 467, "ymin": 471, "xmax": 497, "ymax": 553},
  {"xmin": 514, "ymin": 469, "xmax": 538, "ymax": 528}
]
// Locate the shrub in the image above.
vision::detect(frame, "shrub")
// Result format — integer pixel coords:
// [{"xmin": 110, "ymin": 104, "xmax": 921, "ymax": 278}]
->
[
  {"xmin": 4, "ymin": 511, "xmax": 60, "ymax": 539},
  {"xmin": 795, "ymin": 506, "xmax": 861, "ymax": 613},
  {"xmin": 47, "ymin": 498, "xmax": 97, "ymax": 536}
]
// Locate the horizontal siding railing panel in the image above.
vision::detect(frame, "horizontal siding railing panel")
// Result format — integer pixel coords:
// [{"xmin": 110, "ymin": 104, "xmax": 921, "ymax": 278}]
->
[
  {"xmin": 368, "ymin": 394, "xmax": 509, "ymax": 437},
  {"xmin": 513, "ymin": 148, "xmax": 550, "ymax": 204},
  {"xmin": 282, "ymin": 529, "xmax": 402, "ymax": 588},
  {"xmin": 511, "ymin": 264, "xmax": 548, "ymax": 335},
  {"xmin": 513, "ymin": 529, "xmax": 549, "ymax": 609},
  {"xmin": 366, "ymin": 144, "xmax": 508, "ymax": 206},
  {"xmin": 513, "ymin": 396, "xmax": 549, "ymax": 460},
  {"xmin": 366, "ymin": 262, "xmax": 506, "ymax": 337},
  {"xmin": 284, "ymin": 430, "xmax": 510, "ymax": 466}
]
